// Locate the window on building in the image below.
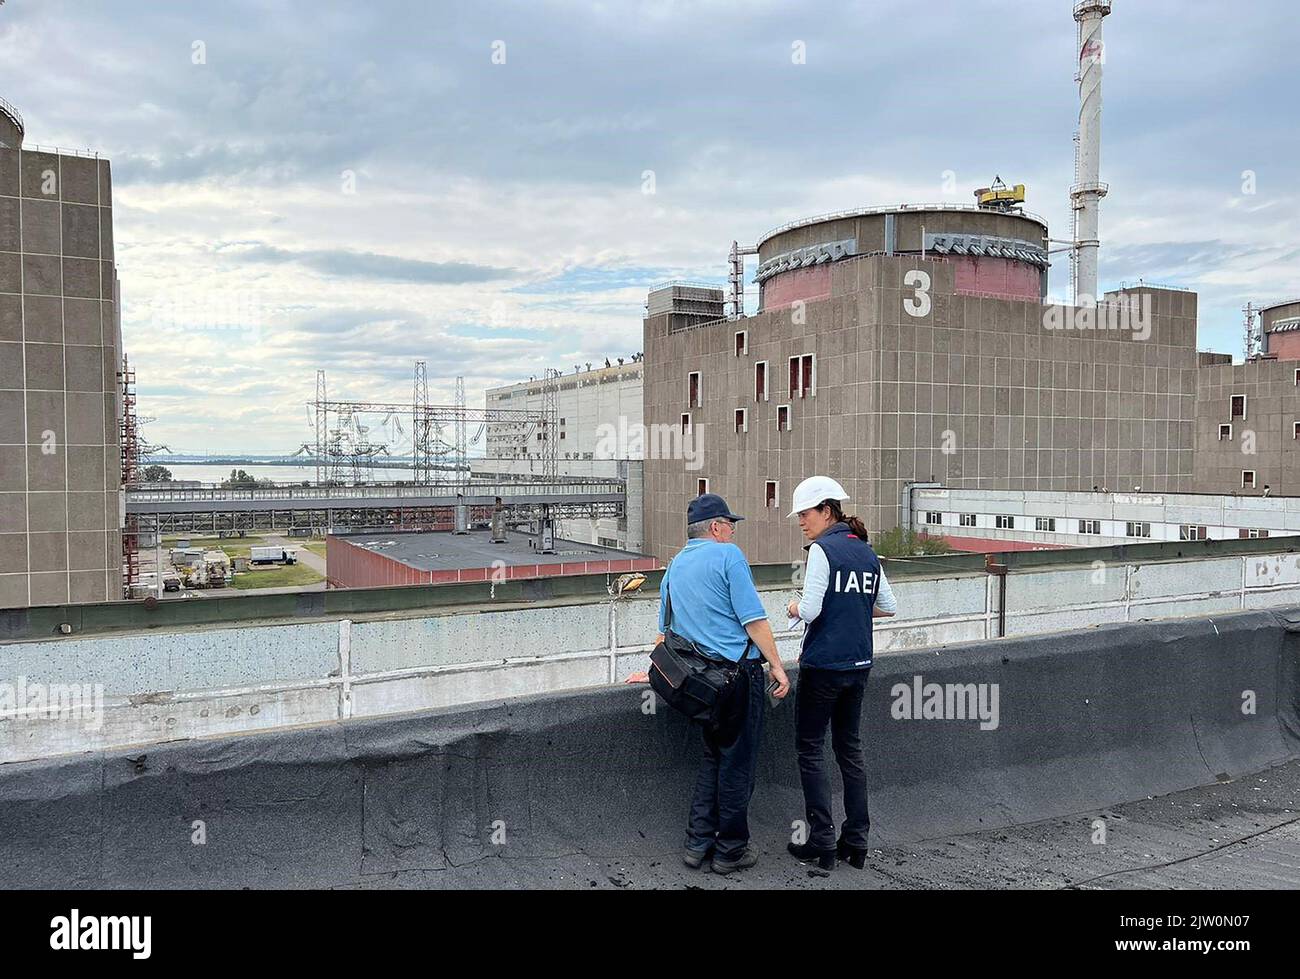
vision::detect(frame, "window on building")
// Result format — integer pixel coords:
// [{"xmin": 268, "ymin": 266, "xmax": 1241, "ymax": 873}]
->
[
  {"xmin": 1231, "ymin": 395, "xmax": 1246, "ymax": 419},
  {"xmin": 755, "ymin": 361, "xmax": 768, "ymax": 402},
  {"xmin": 959, "ymin": 513, "xmax": 977, "ymax": 527},
  {"xmin": 1035, "ymin": 517, "xmax": 1056, "ymax": 532},
  {"xmin": 697, "ymin": 478, "xmax": 709, "ymax": 496},
  {"xmin": 925, "ymin": 511, "xmax": 942, "ymax": 525},
  {"xmin": 1180, "ymin": 525, "xmax": 1208, "ymax": 541},
  {"xmin": 777, "ymin": 404, "xmax": 791, "ymax": 431},
  {"xmin": 560, "ymin": 431, "xmax": 565, "ymax": 439},
  {"xmin": 1294, "ymin": 367, "xmax": 1300, "ymax": 386},
  {"xmin": 1218, "ymin": 423, "xmax": 1232, "ymax": 441},
  {"xmin": 681, "ymin": 413, "xmax": 692, "ymax": 435},
  {"xmin": 1243, "ymin": 470, "xmax": 1256, "ymax": 488},
  {"xmin": 765, "ymin": 481, "xmax": 779, "ymax": 509},
  {"xmin": 1078, "ymin": 519, "xmax": 1101, "ymax": 535},
  {"xmin": 1294, "ymin": 421, "xmax": 1300, "ymax": 440},
  {"xmin": 688, "ymin": 371, "xmax": 701, "ymax": 408},
  {"xmin": 734, "ymin": 408, "xmax": 748, "ymax": 433},
  {"xmin": 1126, "ymin": 521, "xmax": 1151, "ymax": 538},
  {"xmin": 735, "ymin": 331, "xmax": 748, "ymax": 357},
  {"xmin": 995, "ymin": 515, "xmax": 1014, "ymax": 529},
  {"xmin": 789, "ymin": 353, "xmax": 816, "ymax": 398},
  {"xmin": 598, "ymin": 537, "xmax": 619, "ymax": 548},
  {"xmin": 1239, "ymin": 528, "xmax": 1270, "ymax": 539}
]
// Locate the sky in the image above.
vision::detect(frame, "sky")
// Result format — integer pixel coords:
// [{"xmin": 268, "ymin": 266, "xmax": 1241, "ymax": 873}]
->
[{"xmin": 2, "ymin": 0, "xmax": 1296, "ymax": 456}]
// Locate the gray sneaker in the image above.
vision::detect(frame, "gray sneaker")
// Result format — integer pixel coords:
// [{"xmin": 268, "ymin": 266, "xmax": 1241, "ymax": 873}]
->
[
  {"xmin": 711, "ymin": 848, "xmax": 759, "ymax": 875},
  {"xmin": 682, "ymin": 847, "xmax": 712, "ymax": 869}
]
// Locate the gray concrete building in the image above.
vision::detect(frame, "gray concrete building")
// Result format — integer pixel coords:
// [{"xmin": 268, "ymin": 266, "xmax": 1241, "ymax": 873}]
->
[
  {"xmin": 1194, "ymin": 357, "xmax": 1300, "ymax": 497},
  {"xmin": 0, "ymin": 98, "xmax": 124, "ymax": 607},
  {"xmin": 643, "ymin": 204, "xmax": 1200, "ymax": 565}
]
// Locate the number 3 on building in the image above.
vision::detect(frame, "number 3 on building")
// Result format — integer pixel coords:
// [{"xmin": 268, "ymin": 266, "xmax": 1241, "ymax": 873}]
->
[{"xmin": 903, "ymin": 269, "xmax": 931, "ymax": 318}]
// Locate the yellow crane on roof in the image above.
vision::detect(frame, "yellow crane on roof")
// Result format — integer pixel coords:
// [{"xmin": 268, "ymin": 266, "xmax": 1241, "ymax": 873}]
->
[{"xmin": 974, "ymin": 176, "xmax": 1026, "ymax": 211}]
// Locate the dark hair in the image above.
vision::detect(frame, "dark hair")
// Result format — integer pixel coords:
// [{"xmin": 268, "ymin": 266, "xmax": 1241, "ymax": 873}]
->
[{"xmin": 820, "ymin": 499, "xmax": 869, "ymax": 541}]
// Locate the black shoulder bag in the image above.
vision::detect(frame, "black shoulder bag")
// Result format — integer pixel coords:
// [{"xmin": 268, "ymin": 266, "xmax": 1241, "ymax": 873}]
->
[{"xmin": 649, "ymin": 575, "xmax": 752, "ymax": 730}]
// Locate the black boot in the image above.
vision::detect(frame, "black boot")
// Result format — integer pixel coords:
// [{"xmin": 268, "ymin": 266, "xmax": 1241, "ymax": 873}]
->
[
  {"xmin": 836, "ymin": 836, "xmax": 868, "ymax": 870},
  {"xmin": 787, "ymin": 841, "xmax": 835, "ymax": 873}
]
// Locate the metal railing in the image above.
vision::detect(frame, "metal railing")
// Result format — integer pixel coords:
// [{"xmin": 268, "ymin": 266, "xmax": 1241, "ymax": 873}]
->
[
  {"xmin": 125, "ymin": 480, "xmax": 626, "ymax": 504},
  {"xmin": 0, "ymin": 96, "xmax": 23, "ymax": 136},
  {"xmin": 756, "ymin": 202, "xmax": 1049, "ymax": 248},
  {"xmin": 647, "ymin": 279, "xmax": 725, "ymax": 292},
  {"xmin": 1117, "ymin": 279, "xmax": 1191, "ymax": 293},
  {"xmin": 18, "ymin": 143, "xmax": 102, "ymax": 160}
]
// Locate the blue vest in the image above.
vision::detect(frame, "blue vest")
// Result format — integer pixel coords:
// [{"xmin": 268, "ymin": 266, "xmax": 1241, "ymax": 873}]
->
[{"xmin": 801, "ymin": 522, "xmax": 881, "ymax": 671}]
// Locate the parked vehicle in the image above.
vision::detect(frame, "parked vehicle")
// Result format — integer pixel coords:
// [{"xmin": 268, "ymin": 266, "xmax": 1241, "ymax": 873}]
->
[{"xmin": 250, "ymin": 546, "xmax": 298, "ymax": 565}]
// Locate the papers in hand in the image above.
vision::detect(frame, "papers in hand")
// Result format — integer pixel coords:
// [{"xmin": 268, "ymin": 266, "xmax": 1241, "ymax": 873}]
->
[{"xmin": 786, "ymin": 614, "xmax": 803, "ymax": 632}]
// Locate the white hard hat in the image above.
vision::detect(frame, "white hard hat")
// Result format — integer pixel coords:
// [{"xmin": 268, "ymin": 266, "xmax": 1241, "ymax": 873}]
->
[{"xmin": 788, "ymin": 475, "xmax": 849, "ymax": 518}]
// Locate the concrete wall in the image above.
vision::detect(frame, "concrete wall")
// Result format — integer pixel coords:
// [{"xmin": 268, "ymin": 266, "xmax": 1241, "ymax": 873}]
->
[
  {"xmin": 1195, "ymin": 357, "xmax": 1300, "ymax": 496},
  {"xmin": 643, "ymin": 252, "xmax": 1199, "ymax": 564},
  {"xmin": 6, "ymin": 547, "xmax": 1300, "ymax": 764},
  {"xmin": 0, "ymin": 142, "xmax": 122, "ymax": 608},
  {"xmin": 2, "ymin": 606, "xmax": 1296, "ymax": 888}
]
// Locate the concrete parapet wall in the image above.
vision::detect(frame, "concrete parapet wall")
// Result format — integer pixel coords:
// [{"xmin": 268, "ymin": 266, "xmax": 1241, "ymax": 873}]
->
[
  {"xmin": 1, "ymin": 608, "xmax": 1296, "ymax": 888},
  {"xmin": 6, "ymin": 550, "xmax": 1300, "ymax": 764}
]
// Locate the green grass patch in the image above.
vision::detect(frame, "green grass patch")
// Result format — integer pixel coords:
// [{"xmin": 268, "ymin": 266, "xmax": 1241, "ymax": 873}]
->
[{"xmin": 228, "ymin": 564, "xmax": 324, "ymax": 590}]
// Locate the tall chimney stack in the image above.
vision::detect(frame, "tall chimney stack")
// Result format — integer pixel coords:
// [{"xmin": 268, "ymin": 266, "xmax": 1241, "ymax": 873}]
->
[{"xmin": 1071, "ymin": 1, "xmax": 1111, "ymax": 305}]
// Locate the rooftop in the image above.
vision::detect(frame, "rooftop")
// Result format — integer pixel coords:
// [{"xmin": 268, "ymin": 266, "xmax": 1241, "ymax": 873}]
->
[
  {"xmin": 755, "ymin": 202, "xmax": 1049, "ymax": 249},
  {"xmin": 333, "ymin": 528, "xmax": 650, "ymax": 572}
]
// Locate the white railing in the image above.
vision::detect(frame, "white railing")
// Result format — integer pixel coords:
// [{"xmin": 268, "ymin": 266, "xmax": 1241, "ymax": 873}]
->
[
  {"xmin": 756, "ymin": 202, "xmax": 1049, "ymax": 248},
  {"xmin": 125, "ymin": 481, "xmax": 625, "ymax": 504},
  {"xmin": 20, "ymin": 143, "xmax": 102, "ymax": 160},
  {"xmin": 0, "ymin": 96, "xmax": 22, "ymax": 134}
]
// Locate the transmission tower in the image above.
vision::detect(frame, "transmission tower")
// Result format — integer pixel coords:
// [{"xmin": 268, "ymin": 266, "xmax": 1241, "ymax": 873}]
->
[
  {"xmin": 315, "ymin": 369, "xmax": 328, "ymax": 484},
  {"xmin": 541, "ymin": 367, "xmax": 559, "ymax": 481},
  {"xmin": 413, "ymin": 360, "xmax": 431, "ymax": 484}
]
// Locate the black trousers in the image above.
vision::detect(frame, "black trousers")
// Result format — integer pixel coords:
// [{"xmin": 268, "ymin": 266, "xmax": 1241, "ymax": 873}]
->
[
  {"xmin": 795, "ymin": 665, "xmax": 871, "ymax": 850},
  {"xmin": 685, "ymin": 658, "xmax": 766, "ymax": 860}
]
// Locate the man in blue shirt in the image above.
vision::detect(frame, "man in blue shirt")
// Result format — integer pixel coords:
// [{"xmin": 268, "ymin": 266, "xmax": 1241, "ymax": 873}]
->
[{"xmin": 656, "ymin": 493, "xmax": 790, "ymax": 874}]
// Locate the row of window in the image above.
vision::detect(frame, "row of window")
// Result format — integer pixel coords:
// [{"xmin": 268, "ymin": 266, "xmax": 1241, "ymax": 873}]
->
[
  {"xmin": 924, "ymin": 511, "xmax": 1270, "ymax": 540},
  {"xmin": 1227, "ymin": 376, "xmax": 1300, "ymax": 423},
  {"xmin": 696, "ymin": 478, "xmax": 781, "ymax": 510},
  {"xmin": 687, "ymin": 354, "xmax": 816, "ymax": 408},
  {"xmin": 681, "ymin": 405, "xmax": 795, "ymax": 435},
  {"xmin": 1219, "ymin": 422, "xmax": 1300, "ymax": 442},
  {"xmin": 925, "ymin": 512, "xmax": 1149, "ymax": 537}
]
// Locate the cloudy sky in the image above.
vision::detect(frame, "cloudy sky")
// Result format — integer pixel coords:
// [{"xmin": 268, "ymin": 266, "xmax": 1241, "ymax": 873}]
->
[{"xmin": 2, "ymin": 0, "xmax": 1296, "ymax": 455}]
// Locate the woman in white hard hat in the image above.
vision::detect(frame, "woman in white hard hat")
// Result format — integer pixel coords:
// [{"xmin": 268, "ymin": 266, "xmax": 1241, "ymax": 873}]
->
[{"xmin": 784, "ymin": 475, "xmax": 896, "ymax": 872}]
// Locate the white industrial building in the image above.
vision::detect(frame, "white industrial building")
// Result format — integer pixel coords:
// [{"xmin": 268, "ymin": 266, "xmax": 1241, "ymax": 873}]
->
[
  {"xmin": 479, "ymin": 360, "xmax": 643, "ymax": 549},
  {"xmin": 905, "ymin": 486, "xmax": 1300, "ymax": 552}
]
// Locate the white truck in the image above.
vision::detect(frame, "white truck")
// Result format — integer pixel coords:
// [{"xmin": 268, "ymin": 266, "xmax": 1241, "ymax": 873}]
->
[{"xmin": 250, "ymin": 545, "xmax": 298, "ymax": 565}]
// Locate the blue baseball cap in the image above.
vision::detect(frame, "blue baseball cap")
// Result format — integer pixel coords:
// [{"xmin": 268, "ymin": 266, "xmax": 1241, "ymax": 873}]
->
[{"xmin": 688, "ymin": 493, "xmax": 744, "ymax": 525}]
